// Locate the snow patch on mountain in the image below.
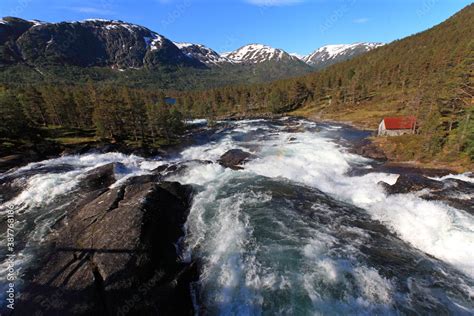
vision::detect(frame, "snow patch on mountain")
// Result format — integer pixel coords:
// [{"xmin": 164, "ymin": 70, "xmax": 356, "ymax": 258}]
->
[
  {"xmin": 174, "ymin": 42, "xmax": 231, "ymax": 65},
  {"xmin": 78, "ymin": 19, "xmax": 152, "ymax": 34},
  {"xmin": 224, "ymin": 44, "xmax": 300, "ymax": 64},
  {"xmin": 303, "ymin": 42, "xmax": 384, "ymax": 66},
  {"xmin": 74, "ymin": 19, "xmax": 167, "ymax": 52}
]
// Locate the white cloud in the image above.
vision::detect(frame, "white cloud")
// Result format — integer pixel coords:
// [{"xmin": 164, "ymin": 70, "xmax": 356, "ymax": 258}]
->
[
  {"xmin": 245, "ymin": 0, "xmax": 305, "ymax": 7},
  {"xmin": 68, "ymin": 6, "xmax": 116, "ymax": 15},
  {"xmin": 353, "ymin": 18, "xmax": 369, "ymax": 24}
]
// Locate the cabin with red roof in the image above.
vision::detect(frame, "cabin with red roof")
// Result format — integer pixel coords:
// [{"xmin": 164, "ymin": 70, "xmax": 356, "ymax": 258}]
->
[{"xmin": 378, "ymin": 116, "xmax": 416, "ymax": 136}]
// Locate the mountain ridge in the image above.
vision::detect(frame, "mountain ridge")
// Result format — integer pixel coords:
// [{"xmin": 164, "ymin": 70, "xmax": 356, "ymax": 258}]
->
[
  {"xmin": 0, "ymin": 16, "xmax": 382, "ymax": 71},
  {"xmin": 0, "ymin": 16, "xmax": 383, "ymax": 90},
  {"xmin": 0, "ymin": 17, "xmax": 202, "ymax": 69}
]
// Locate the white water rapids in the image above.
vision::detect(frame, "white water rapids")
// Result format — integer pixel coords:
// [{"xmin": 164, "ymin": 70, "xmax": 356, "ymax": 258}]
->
[{"xmin": 0, "ymin": 118, "xmax": 473, "ymax": 314}]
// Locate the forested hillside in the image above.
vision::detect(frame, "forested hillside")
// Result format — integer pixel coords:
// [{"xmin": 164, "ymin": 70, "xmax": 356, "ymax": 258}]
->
[{"xmin": 177, "ymin": 4, "xmax": 473, "ymax": 167}]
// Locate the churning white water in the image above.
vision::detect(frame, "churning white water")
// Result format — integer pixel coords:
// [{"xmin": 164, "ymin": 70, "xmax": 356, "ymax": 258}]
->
[
  {"xmin": 1, "ymin": 118, "xmax": 473, "ymax": 314},
  {"xmin": 170, "ymin": 119, "xmax": 474, "ymax": 314}
]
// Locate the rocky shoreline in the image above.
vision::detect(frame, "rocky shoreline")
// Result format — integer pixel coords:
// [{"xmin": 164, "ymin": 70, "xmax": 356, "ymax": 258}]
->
[
  {"xmin": 301, "ymin": 115, "xmax": 473, "ymax": 174},
  {"xmin": 0, "ymin": 141, "xmax": 172, "ymax": 174},
  {"xmin": 1, "ymin": 115, "xmax": 465, "ymax": 176}
]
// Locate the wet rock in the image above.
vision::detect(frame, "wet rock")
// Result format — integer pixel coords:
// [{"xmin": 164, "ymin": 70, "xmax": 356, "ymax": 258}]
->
[
  {"xmin": 15, "ymin": 177, "xmax": 196, "ymax": 316},
  {"xmin": 0, "ymin": 141, "xmax": 63, "ymax": 173},
  {"xmin": 282, "ymin": 126, "xmax": 306, "ymax": 133},
  {"xmin": 78, "ymin": 163, "xmax": 119, "ymax": 192},
  {"xmin": 0, "ymin": 152, "xmax": 42, "ymax": 173},
  {"xmin": 151, "ymin": 160, "xmax": 212, "ymax": 179},
  {"xmin": 351, "ymin": 139, "xmax": 387, "ymax": 161},
  {"xmin": 373, "ymin": 163, "xmax": 454, "ymax": 177},
  {"xmin": 61, "ymin": 144, "xmax": 94, "ymax": 156},
  {"xmin": 0, "ymin": 176, "xmax": 25, "ymax": 203},
  {"xmin": 422, "ymin": 179, "xmax": 474, "ymax": 214},
  {"xmin": 0, "ymin": 155, "xmax": 27, "ymax": 171},
  {"xmin": 379, "ymin": 174, "xmax": 444, "ymax": 194},
  {"xmin": 379, "ymin": 174, "xmax": 473, "ymax": 214},
  {"xmin": 218, "ymin": 149, "xmax": 254, "ymax": 170}
]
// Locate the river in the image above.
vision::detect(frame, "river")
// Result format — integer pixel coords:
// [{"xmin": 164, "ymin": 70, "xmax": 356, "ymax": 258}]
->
[{"xmin": 1, "ymin": 118, "xmax": 473, "ymax": 315}]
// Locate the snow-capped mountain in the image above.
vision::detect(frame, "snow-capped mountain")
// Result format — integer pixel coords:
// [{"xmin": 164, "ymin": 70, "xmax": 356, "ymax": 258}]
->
[
  {"xmin": 1, "ymin": 16, "xmax": 382, "ymax": 73},
  {"xmin": 303, "ymin": 43, "xmax": 384, "ymax": 69},
  {"xmin": 0, "ymin": 17, "xmax": 202, "ymax": 69},
  {"xmin": 173, "ymin": 42, "xmax": 231, "ymax": 65},
  {"xmin": 223, "ymin": 44, "xmax": 303, "ymax": 64}
]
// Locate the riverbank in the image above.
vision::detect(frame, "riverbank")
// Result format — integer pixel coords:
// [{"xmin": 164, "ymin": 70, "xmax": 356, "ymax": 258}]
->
[
  {"xmin": 288, "ymin": 110, "xmax": 473, "ymax": 174},
  {"xmin": 0, "ymin": 140, "xmax": 161, "ymax": 173},
  {"xmin": 1, "ymin": 115, "xmax": 471, "ymax": 175},
  {"xmin": 0, "ymin": 126, "xmax": 184, "ymax": 173}
]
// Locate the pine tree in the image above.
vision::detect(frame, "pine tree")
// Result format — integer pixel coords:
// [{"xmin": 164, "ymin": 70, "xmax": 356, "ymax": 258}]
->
[
  {"xmin": 0, "ymin": 91, "xmax": 31, "ymax": 138},
  {"xmin": 18, "ymin": 85, "xmax": 48, "ymax": 126}
]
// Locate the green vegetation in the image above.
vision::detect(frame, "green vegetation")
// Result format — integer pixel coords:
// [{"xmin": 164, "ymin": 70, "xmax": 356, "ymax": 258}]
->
[
  {"xmin": 40, "ymin": 126, "xmax": 97, "ymax": 145},
  {"xmin": 0, "ymin": 84, "xmax": 185, "ymax": 151}
]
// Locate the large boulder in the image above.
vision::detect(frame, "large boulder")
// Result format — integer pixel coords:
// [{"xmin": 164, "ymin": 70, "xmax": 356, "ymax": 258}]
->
[
  {"xmin": 423, "ymin": 179, "xmax": 474, "ymax": 214},
  {"xmin": 14, "ymin": 174, "xmax": 196, "ymax": 315},
  {"xmin": 351, "ymin": 139, "xmax": 387, "ymax": 161},
  {"xmin": 218, "ymin": 149, "xmax": 254, "ymax": 170},
  {"xmin": 379, "ymin": 174, "xmax": 444, "ymax": 195},
  {"xmin": 79, "ymin": 163, "xmax": 118, "ymax": 191},
  {"xmin": 380, "ymin": 174, "xmax": 473, "ymax": 215}
]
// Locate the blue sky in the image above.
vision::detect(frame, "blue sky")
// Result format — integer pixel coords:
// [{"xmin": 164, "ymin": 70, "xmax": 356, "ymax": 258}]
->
[{"xmin": 1, "ymin": 0, "xmax": 471, "ymax": 55}]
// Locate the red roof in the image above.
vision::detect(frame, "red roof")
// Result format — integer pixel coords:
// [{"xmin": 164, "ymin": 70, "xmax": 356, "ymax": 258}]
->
[{"xmin": 383, "ymin": 116, "xmax": 416, "ymax": 130}]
